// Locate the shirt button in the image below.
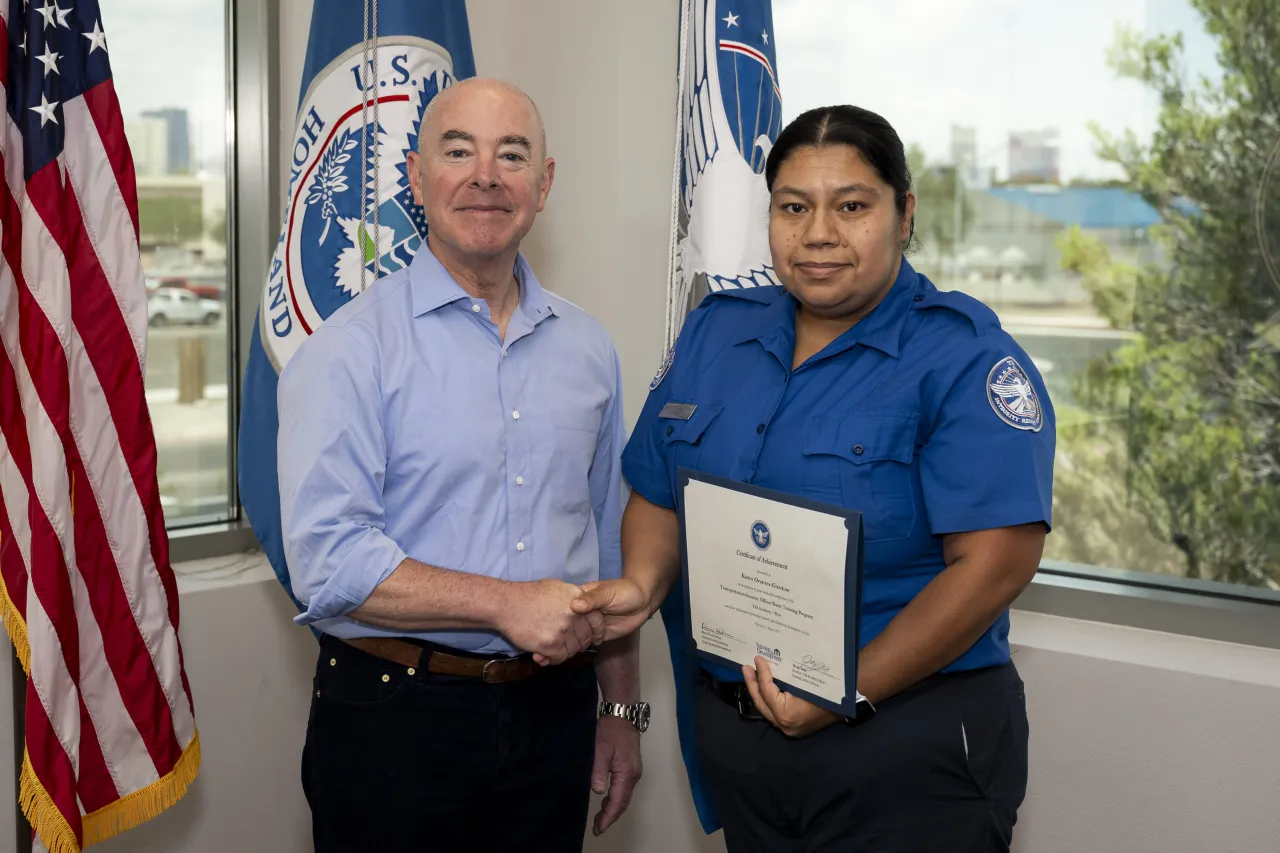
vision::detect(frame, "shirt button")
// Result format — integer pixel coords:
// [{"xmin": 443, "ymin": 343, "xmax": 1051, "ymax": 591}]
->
[
  {"xmin": 516, "ymin": 541, "xmax": 526, "ymax": 551},
  {"xmin": 515, "ymin": 475, "xmax": 525, "ymax": 485},
  {"xmin": 756, "ymin": 423, "xmax": 765, "ymax": 434},
  {"xmin": 666, "ymin": 426, "xmax": 674, "ymax": 436},
  {"xmin": 852, "ymin": 444, "xmax": 865, "ymax": 456},
  {"xmin": 472, "ymin": 303, "xmax": 481, "ymax": 312},
  {"xmin": 912, "ymin": 295, "xmax": 924, "ymax": 303},
  {"xmin": 512, "ymin": 410, "xmax": 520, "ymax": 420}
]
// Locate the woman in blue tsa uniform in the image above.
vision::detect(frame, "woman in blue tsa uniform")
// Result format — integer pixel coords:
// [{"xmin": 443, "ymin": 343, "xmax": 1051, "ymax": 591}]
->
[{"xmin": 576, "ymin": 105, "xmax": 1055, "ymax": 852}]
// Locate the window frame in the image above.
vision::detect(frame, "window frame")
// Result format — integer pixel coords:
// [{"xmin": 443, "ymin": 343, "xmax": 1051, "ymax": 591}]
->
[
  {"xmin": 164, "ymin": 0, "xmax": 275, "ymax": 559},
  {"xmin": 172, "ymin": 0, "xmax": 1280, "ymax": 653}
]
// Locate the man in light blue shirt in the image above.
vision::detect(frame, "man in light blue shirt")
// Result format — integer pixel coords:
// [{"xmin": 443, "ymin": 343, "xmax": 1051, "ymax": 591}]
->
[{"xmin": 277, "ymin": 78, "xmax": 645, "ymax": 853}]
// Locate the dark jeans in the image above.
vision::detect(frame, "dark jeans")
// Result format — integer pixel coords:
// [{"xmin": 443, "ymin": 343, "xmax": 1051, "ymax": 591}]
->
[
  {"xmin": 696, "ymin": 663, "xmax": 1029, "ymax": 853},
  {"xmin": 302, "ymin": 634, "xmax": 598, "ymax": 853}
]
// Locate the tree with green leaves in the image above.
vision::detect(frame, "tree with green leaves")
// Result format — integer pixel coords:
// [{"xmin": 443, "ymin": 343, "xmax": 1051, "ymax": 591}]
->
[{"xmin": 1050, "ymin": 0, "xmax": 1280, "ymax": 587}]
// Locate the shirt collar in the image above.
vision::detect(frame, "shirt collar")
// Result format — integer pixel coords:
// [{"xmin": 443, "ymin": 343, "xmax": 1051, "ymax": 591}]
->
[
  {"xmin": 409, "ymin": 244, "xmax": 556, "ymax": 322},
  {"xmin": 731, "ymin": 258, "xmax": 919, "ymax": 360},
  {"xmin": 842, "ymin": 257, "xmax": 919, "ymax": 358},
  {"xmin": 729, "ymin": 288, "xmax": 797, "ymax": 368}
]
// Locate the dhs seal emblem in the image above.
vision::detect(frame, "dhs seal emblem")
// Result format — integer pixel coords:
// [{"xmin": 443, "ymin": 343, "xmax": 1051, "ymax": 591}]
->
[
  {"xmin": 751, "ymin": 520, "xmax": 771, "ymax": 551},
  {"xmin": 987, "ymin": 356, "xmax": 1043, "ymax": 432},
  {"xmin": 259, "ymin": 37, "xmax": 461, "ymax": 371}
]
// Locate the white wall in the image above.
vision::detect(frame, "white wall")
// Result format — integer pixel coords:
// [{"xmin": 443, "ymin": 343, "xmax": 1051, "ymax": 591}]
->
[
  {"xmin": 4, "ymin": 3, "xmax": 1276, "ymax": 853},
  {"xmin": 1012, "ymin": 614, "xmax": 1280, "ymax": 853}
]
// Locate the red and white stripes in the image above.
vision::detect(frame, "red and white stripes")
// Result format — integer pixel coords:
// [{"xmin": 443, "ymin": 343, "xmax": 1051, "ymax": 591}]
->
[{"xmin": 0, "ymin": 7, "xmax": 199, "ymax": 852}]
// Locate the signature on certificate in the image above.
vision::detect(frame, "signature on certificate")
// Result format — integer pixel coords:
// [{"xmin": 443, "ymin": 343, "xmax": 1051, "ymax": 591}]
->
[
  {"xmin": 794, "ymin": 655, "xmax": 831, "ymax": 674},
  {"xmin": 700, "ymin": 624, "xmax": 743, "ymax": 644}
]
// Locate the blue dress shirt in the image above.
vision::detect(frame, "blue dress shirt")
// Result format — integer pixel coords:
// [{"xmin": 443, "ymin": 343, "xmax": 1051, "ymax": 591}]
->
[
  {"xmin": 621, "ymin": 258, "xmax": 1055, "ymax": 832},
  {"xmin": 277, "ymin": 247, "xmax": 627, "ymax": 654}
]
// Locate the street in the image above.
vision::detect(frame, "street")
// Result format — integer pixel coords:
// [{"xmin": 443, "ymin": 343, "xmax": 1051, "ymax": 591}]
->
[
  {"xmin": 145, "ymin": 320, "xmax": 230, "ymax": 390},
  {"xmin": 145, "ymin": 321, "xmax": 233, "ymax": 525}
]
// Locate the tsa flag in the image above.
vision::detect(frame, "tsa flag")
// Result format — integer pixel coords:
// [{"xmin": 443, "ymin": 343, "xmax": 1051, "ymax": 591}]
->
[
  {"xmin": 238, "ymin": 0, "xmax": 475, "ymax": 604},
  {"xmin": 667, "ymin": 0, "xmax": 783, "ymax": 346},
  {"xmin": 663, "ymin": 2, "xmax": 783, "ymax": 833}
]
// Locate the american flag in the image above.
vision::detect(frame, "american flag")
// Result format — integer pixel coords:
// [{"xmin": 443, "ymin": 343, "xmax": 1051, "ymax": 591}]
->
[{"xmin": 0, "ymin": 2, "xmax": 200, "ymax": 851}]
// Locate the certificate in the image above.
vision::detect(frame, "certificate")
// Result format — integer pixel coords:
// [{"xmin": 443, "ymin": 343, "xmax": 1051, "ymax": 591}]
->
[{"xmin": 678, "ymin": 468, "xmax": 863, "ymax": 716}]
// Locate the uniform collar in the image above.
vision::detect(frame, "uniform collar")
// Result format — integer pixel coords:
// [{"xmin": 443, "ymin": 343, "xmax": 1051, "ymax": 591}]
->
[
  {"xmin": 729, "ymin": 259, "xmax": 920, "ymax": 361},
  {"xmin": 728, "ymin": 287, "xmax": 797, "ymax": 368},
  {"xmin": 409, "ymin": 244, "xmax": 557, "ymax": 322},
  {"xmin": 837, "ymin": 257, "xmax": 919, "ymax": 358}
]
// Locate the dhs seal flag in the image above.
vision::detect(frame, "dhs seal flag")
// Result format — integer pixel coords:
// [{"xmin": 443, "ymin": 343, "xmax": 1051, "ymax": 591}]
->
[{"xmin": 238, "ymin": 0, "xmax": 475, "ymax": 603}]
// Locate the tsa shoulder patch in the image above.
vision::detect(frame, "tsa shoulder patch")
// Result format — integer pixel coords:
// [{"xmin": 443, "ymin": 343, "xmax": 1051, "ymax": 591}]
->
[
  {"xmin": 986, "ymin": 356, "xmax": 1043, "ymax": 432},
  {"xmin": 650, "ymin": 346, "xmax": 675, "ymax": 391}
]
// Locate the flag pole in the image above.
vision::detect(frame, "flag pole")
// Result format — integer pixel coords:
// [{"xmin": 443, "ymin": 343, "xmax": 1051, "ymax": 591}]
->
[{"xmin": 664, "ymin": 0, "xmax": 692, "ymax": 353}]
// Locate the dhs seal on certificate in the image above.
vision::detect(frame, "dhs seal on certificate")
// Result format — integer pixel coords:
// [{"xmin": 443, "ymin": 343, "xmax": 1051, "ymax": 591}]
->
[{"xmin": 678, "ymin": 469, "xmax": 864, "ymax": 716}]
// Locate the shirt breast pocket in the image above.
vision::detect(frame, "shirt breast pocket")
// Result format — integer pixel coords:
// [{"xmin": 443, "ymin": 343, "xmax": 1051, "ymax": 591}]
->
[
  {"xmin": 660, "ymin": 404, "xmax": 724, "ymax": 478},
  {"xmin": 802, "ymin": 410, "xmax": 920, "ymax": 542},
  {"xmin": 549, "ymin": 408, "xmax": 601, "ymax": 512}
]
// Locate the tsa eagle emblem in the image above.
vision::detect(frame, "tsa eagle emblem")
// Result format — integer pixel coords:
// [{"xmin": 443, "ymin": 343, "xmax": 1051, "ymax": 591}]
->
[{"xmin": 987, "ymin": 356, "xmax": 1044, "ymax": 432}]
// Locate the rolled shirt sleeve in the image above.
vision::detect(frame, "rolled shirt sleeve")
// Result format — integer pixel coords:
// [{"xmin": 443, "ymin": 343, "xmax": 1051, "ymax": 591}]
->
[{"xmin": 277, "ymin": 325, "xmax": 409, "ymax": 625}]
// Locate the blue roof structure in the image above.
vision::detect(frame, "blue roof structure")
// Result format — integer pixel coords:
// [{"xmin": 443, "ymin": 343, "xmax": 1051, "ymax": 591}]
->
[{"xmin": 985, "ymin": 186, "xmax": 1163, "ymax": 229}]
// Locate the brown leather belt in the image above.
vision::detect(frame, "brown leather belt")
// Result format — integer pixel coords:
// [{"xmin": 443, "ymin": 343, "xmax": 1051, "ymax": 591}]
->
[{"xmin": 341, "ymin": 636, "xmax": 595, "ymax": 684}]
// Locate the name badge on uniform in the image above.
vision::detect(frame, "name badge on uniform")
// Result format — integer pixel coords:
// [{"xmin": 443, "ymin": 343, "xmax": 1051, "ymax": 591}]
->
[{"xmin": 659, "ymin": 402, "xmax": 698, "ymax": 420}]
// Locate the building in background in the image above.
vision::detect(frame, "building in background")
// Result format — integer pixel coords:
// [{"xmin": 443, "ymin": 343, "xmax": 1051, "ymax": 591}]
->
[
  {"xmin": 1008, "ymin": 128, "xmax": 1061, "ymax": 183},
  {"xmin": 972, "ymin": 185, "xmax": 1160, "ymax": 275},
  {"xmin": 950, "ymin": 124, "xmax": 992, "ymax": 190},
  {"xmin": 951, "ymin": 124, "xmax": 976, "ymax": 170},
  {"xmin": 125, "ymin": 115, "xmax": 171, "ymax": 176},
  {"xmin": 142, "ymin": 107, "xmax": 192, "ymax": 174}
]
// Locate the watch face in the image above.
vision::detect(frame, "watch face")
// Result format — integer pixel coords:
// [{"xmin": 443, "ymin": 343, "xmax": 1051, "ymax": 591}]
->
[{"xmin": 635, "ymin": 703, "xmax": 651, "ymax": 733}]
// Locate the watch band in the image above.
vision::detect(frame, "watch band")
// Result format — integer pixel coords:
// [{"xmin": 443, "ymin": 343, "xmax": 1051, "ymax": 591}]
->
[
  {"xmin": 599, "ymin": 700, "xmax": 651, "ymax": 734},
  {"xmin": 843, "ymin": 691, "xmax": 876, "ymax": 727}
]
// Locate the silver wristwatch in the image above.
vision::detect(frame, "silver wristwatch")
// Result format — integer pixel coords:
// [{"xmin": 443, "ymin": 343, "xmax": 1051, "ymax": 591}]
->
[{"xmin": 599, "ymin": 700, "xmax": 651, "ymax": 734}]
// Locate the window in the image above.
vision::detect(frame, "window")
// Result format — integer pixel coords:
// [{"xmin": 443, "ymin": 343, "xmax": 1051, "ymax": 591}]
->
[
  {"xmin": 776, "ymin": 0, "xmax": 1280, "ymax": 593},
  {"xmin": 105, "ymin": 0, "xmax": 233, "ymax": 528}
]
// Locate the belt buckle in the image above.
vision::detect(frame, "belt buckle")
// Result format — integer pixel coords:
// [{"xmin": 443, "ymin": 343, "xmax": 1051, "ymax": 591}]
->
[
  {"xmin": 735, "ymin": 685, "xmax": 763, "ymax": 721},
  {"xmin": 481, "ymin": 659, "xmax": 504, "ymax": 684}
]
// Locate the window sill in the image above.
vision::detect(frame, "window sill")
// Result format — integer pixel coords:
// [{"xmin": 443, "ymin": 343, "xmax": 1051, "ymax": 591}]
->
[
  {"xmin": 167, "ymin": 519, "xmax": 261, "ymax": 564},
  {"xmin": 161, "ymin": 523, "xmax": 1280, "ymax": 650},
  {"xmin": 1016, "ymin": 566, "xmax": 1280, "ymax": 652}
]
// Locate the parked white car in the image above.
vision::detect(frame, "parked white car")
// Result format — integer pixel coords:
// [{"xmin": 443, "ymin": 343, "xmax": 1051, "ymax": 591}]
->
[{"xmin": 147, "ymin": 288, "xmax": 221, "ymax": 327}]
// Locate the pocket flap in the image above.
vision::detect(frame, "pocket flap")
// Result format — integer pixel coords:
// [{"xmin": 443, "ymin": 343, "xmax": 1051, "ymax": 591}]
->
[
  {"xmin": 803, "ymin": 410, "xmax": 918, "ymax": 465},
  {"xmin": 660, "ymin": 403, "xmax": 723, "ymax": 446}
]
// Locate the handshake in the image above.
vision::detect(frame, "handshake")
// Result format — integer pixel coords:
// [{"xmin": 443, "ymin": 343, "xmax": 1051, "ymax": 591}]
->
[{"xmin": 496, "ymin": 577, "xmax": 654, "ymax": 665}]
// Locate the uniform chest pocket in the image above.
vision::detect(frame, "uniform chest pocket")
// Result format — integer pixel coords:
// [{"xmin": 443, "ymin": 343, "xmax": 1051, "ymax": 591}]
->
[
  {"xmin": 660, "ymin": 404, "xmax": 724, "ymax": 477},
  {"xmin": 802, "ymin": 410, "xmax": 920, "ymax": 542}
]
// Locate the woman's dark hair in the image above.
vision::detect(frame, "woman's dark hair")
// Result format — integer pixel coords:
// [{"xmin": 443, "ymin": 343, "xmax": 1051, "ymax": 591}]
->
[{"xmin": 765, "ymin": 105, "xmax": 915, "ymax": 249}]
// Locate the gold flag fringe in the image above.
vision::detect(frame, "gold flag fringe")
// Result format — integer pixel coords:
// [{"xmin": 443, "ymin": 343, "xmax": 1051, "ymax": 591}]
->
[
  {"xmin": 2, "ymin": 532, "xmax": 203, "ymax": 851},
  {"xmin": 21, "ymin": 734, "xmax": 202, "ymax": 853},
  {"xmin": 82, "ymin": 731, "xmax": 202, "ymax": 847},
  {"xmin": 0, "ymin": 558, "xmax": 30, "ymax": 674}
]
